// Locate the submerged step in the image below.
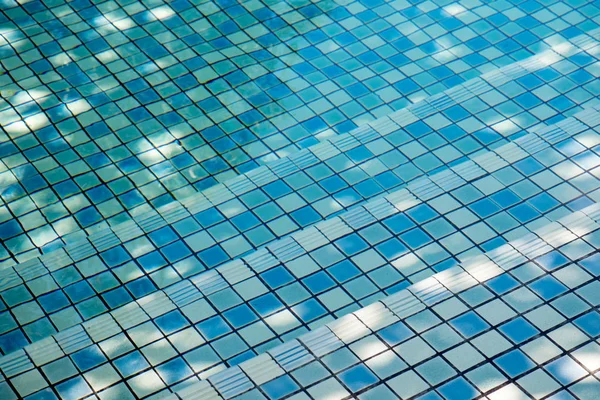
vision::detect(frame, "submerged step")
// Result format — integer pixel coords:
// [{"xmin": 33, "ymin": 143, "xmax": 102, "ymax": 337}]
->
[
  {"xmin": 1, "ymin": 60, "xmax": 600, "ymax": 355},
  {"xmin": 1, "ymin": 25, "xmax": 599, "ymax": 330},
  {"xmin": 170, "ymin": 201, "xmax": 600, "ymax": 400},
  {"xmin": 1, "ymin": 0, "xmax": 600, "ymax": 398},
  {"xmin": 0, "ymin": 52, "xmax": 599, "ymax": 351},
  {"xmin": 1, "ymin": 105, "xmax": 600, "ymax": 396}
]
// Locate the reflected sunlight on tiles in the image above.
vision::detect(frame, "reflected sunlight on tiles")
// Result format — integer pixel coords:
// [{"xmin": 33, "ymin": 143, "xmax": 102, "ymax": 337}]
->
[{"xmin": 0, "ymin": 0, "xmax": 600, "ymax": 399}]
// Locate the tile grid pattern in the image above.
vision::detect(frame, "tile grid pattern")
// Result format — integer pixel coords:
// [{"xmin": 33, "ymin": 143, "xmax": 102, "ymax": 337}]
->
[
  {"xmin": 1, "ymin": 34, "xmax": 600, "ymax": 354},
  {"xmin": 177, "ymin": 201, "xmax": 600, "ymax": 400},
  {"xmin": 1, "ymin": 0, "xmax": 597, "ymax": 262},
  {"xmin": 1, "ymin": 105, "xmax": 600, "ymax": 397},
  {"xmin": 1, "ymin": 0, "xmax": 600, "ymax": 399},
  {"xmin": 3, "ymin": 27, "xmax": 596, "ymax": 350},
  {"xmin": 7, "ymin": 21, "xmax": 599, "ymax": 271}
]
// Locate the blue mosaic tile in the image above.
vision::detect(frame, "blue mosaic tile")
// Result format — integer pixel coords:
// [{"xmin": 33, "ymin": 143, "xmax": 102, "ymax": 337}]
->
[{"xmin": 1, "ymin": 0, "xmax": 600, "ymax": 398}]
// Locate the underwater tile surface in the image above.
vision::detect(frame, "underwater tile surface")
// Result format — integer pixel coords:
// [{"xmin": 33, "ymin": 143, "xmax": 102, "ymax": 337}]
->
[
  {"xmin": 1, "ymin": 0, "xmax": 600, "ymax": 399},
  {"xmin": 178, "ymin": 201, "xmax": 600, "ymax": 400},
  {"xmin": 2, "ymin": 100, "xmax": 600, "ymax": 398},
  {"xmin": 1, "ymin": 0, "xmax": 599, "ymax": 263},
  {"xmin": 2, "ymin": 31, "xmax": 600, "ymax": 356}
]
